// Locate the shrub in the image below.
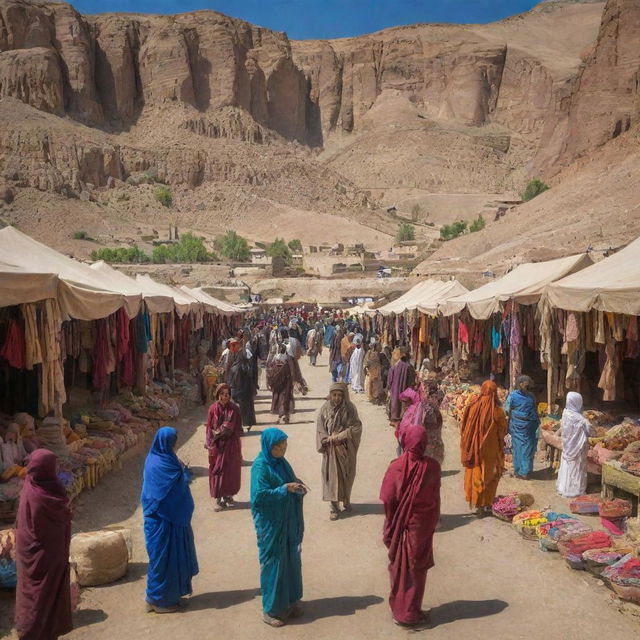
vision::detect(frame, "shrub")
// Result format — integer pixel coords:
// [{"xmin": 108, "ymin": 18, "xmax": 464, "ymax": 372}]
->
[
  {"xmin": 469, "ymin": 215, "xmax": 486, "ymax": 233},
  {"xmin": 218, "ymin": 230, "xmax": 250, "ymax": 262},
  {"xmin": 397, "ymin": 223, "xmax": 415, "ymax": 242},
  {"xmin": 523, "ymin": 178, "xmax": 549, "ymax": 202},
  {"xmin": 287, "ymin": 238, "xmax": 303, "ymax": 253},
  {"xmin": 73, "ymin": 230, "xmax": 90, "ymax": 240},
  {"xmin": 440, "ymin": 220, "xmax": 467, "ymax": 241},
  {"xmin": 155, "ymin": 186, "xmax": 173, "ymax": 207},
  {"xmin": 91, "ymin": 246, "xmax": 149, "ymax": 263},
  {"xmin": 152, "ymin": 233, "xmax": 218, "ymax": 264},
  {"xmin": 267, "ymin": 238, "xmax": 292, "ymax": 264}
]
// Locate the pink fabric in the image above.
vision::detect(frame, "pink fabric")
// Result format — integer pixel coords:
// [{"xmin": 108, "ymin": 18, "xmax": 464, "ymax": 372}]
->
[
  {"xmin": 395, "ymin": 388, "xmax": 424, "ymax": 445},
  {"xmin": 206, "ymin": 400, "xmax": 243, "ymax": 498},
  {"xmin": 380, "ymin": 425, "xmax": 441, "ymax": 624}
]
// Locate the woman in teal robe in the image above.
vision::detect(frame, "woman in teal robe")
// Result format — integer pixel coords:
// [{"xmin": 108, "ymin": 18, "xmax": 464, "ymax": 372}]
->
[
  {"xmin": 250, "ymin": 428, "xmax": 305, "ymax": 627},
  {"xmin": 504, "ymin": 375, "xmax": 540, "ymax": 479}
]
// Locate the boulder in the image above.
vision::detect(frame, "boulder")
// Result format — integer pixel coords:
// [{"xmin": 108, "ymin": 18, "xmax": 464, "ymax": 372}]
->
[{"xmin": 69, "ymin": 529, "xmax": 130, "ymax": 586}]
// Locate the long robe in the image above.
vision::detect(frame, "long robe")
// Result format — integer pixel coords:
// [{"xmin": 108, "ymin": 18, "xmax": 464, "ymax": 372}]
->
[
  {"xmin": 228, "ymin": 349, "xmax": 257, "ymax": 427},
  {"xmin": 387, "ymin": 360, "xmax": 416, "ymax": 422},
  {"xmin": 460, "ymin": 381, "xmax": 508, "ymax": 508},
  {"xmin": 557, "ymin": 392, "xmax": 592, "ymax": 498},
  {"xmin": 380, "ymin": 426, "xmax": 440, "ymax": 625},
  {"xmin": 316, "ymin": 391, "xmax": 362, "ymax": 503},
  {"xmin": 15, "ymin": 449, "xmax": 72, "ymax": 640},
  {"xmin": 504, "ymin": 389, "xmax": 539, "ymax": 477},
  {"xmin": 349, "ymin": 345, "xmax": 366, "ymax": 393},
  {"xmin": 250, "ymin": 428, "xmax": 304, "ymax": 618},
  {"xmin": 206, "ymin": 400, "xmax": 243, "ymax": 498},
  {"xmin": 142, "ymin": 428, "xmax": 199, "ymax": 608},
  {"xmin": 364, "ymin": 348, "xmax": 385, "ymax": 403},
  {"xmin": 269, "ymin": 356, "xmax": 305, "ymax": 418}
]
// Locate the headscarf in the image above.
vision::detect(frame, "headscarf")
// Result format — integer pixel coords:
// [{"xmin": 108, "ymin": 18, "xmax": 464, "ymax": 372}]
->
[
  {"xmin": 259, "ymin": 427, "xmax": 291, "ymax": 481},
  {"xmin": 141, "ymin": 427, "xmax": 193, "ymax": 525},
  {"xmin": 353, "ymin": 335, "xmax": 363, "ymax": 345},
  {"xmin": 460, "ymin": 380, "xmax": 499, "ymax": 469},
  {"xmin": 24, "ymin": 448, "xmax": 67, "ymax": 501},
  {"xmin": 517, "ymin": 375, "xmax": 533, "ymax": 389},
  {"xmin": 565, "ymin": 391, "xmax": 583, "ymax": 414},
  {"xmin": 215, "ymin": 383, "xmax": 231, "ymax": 400},
  {"xmin": 329, "ymin": 381, "xmax": 350, "ymax": 404},
  {"xmin": 1, "ymin": 423, "xmax": 27, "ymax": 467}
]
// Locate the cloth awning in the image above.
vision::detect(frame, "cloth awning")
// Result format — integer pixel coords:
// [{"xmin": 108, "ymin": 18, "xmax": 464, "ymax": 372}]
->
[
  {"xmin": 545, "ymin": 238, "xmax": 640, "ymax": 314},
  {"xmin": 0, "ymin": 261, "xmax": 59, "ymax": 307},
  {"xmin": 441, "ymin": 253, "xmax": 592, "ymax": 319},
  {"xmin": 0, "ymin": 227, "xmax": 136, "ymax": 320},
  {"xmin": 135, "ymin": 275, "xmax": 196, "ymax": 317},
  {"xmin": 90, "ymin": 262, "xmax": 173, "ymax": 315},
  {"xmin": 375, "ymin": 279, "xmax": 469, "ymax": 317},
  {"xmin": 180, "ymin": 286, "xmax": 243, "ymax": 315}
]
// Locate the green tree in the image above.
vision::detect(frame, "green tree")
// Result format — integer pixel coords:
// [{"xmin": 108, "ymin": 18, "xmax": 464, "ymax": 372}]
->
[
  {"xmin": 396, "ymin": 223, "xmax": 415, "ymax": 242},
  {"xmin": 287, "ymin": 238, "xmax": 303, "ymax": 253},
  {"xmin": 440, "ymin": 220, "xmax": 468, "ymax": 241},
  {"xmin": 219, "ymin": 230, "xmax": 250, "ymax": 262},
  {"xmin": 155, "ymin": 185, "xmax": 173, "ymax": 207},
  {"xmin": 469, "ymin": 214, "xmax": 486, "ymax": 233},
  {"xmin": 90, "ymin": 245, "xmax": 149, "ymax": 263},
  {"xmin": 267, "ymin": 237, "xmax": 292, "ymax": 264},
  {"xmin": 522, "ymin": 178, "xmax": 549, "ymax": 202},
  {"xmin": 151, "ymin": 244, "xmax": 173, "ymax": 264}
]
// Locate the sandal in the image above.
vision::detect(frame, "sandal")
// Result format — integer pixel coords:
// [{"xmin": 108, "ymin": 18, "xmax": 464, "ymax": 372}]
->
[
  {"xmin": 263, "ymin": 613, "xmax": 285, "ymax": 627},
  {"xmin": 329, "ymin": 512, "xmax": 339, "ymax": 521},
  {"xmin": 146, "ymin": 601, "xmax": 179, "ymax": 614},
  {"xmin": 224, "ymin": 497, "xmax": 236, "ymax": 508},
  {"xmin": 214, "ymin": 500, "xmax": 226, "ymax": 512}
]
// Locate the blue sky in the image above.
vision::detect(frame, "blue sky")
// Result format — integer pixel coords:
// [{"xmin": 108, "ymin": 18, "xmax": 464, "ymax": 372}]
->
[{"xmin": 70, "ymin": 0, "xmax": 543, "ymax": 39}]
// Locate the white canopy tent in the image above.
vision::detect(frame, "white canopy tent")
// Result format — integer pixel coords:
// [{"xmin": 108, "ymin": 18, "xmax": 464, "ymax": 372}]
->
[
  {"xmin": 544, "ymin": 238, "xmax": 640, "ymax": 315},
  {"xmin": 0, "ymin": 261, "xmax": 59, "ymax": 307},
  {"xmin": 135, "ymin": 275, "xmax": 199, "ymax": 317},
  {"xmin": 180, "ymin": 285, "xmax": 244, "ymax": 315},
  {"xmin": 91, "ymin": 261, "xmax": 174, "ymax": 314},
  {"xmin": 0, "ymin": 227, "xmax": 139, "ymax": 320},
  {"xmin": 375, "ymin": 279, "xmax": 469, "ymax": 317},
  {"xmin": 440, "ymin": 253, "xmax": 592, "ymax": 319}
]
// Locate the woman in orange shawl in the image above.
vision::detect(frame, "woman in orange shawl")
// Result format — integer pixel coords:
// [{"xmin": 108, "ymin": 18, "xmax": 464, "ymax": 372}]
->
[{"xmin": 459, "ymin": 380, "xmax": 507, "ymax": 517}]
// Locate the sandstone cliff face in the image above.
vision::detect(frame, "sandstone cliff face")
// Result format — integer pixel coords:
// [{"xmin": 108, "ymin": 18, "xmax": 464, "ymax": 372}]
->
[{"xmin": 534, "ymin": 0, "xmax": 640, "ymax": 174}]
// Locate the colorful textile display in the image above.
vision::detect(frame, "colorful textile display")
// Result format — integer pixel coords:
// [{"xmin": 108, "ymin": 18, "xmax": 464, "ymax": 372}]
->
[{"xmin": 491, "ymin": 493, "xmax": 534, "ymax": 522}]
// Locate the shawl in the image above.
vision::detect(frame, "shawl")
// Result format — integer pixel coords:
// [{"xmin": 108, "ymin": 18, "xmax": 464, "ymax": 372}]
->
[
  {"xmin": 560, "ymin": 392, "xmax": 591, "ymax": 462},
  {"xmin": 15, "ymin": 449, "xmax": 72, "ymax": 640},
  {"xmin": 260, "ymin": 427, "xmax": 291, "ymax": 482},
  {"xmin": 460, "ymin": 380, "xmax": 499, "ymax": 469},
  {"xmin": 141, "ymin": 427, "xmax": 194, "ymax": 526}
]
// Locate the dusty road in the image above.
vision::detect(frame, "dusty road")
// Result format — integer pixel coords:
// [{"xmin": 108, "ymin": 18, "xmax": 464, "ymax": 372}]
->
[{"xmin": 2, "ymin": 353, "xmax": 638, "ymax": 639}]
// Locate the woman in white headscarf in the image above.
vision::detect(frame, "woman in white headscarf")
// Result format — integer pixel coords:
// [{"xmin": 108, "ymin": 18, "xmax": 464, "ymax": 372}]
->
[
  {"xmin": 349, "ymin": 335, "xmax": 366, "ymax": 394},
  {"xmin": 556, "ymin": 392, "xmax": 594, "ymax": 497}
]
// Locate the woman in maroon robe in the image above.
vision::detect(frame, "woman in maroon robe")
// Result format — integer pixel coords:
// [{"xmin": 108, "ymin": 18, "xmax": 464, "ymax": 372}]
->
[
  {"xmin": 380, "ymin": 424, "xmax": 441, "ymax": 627},
  {"xmin": 15, "ymin": 449, "xmax": 72, "ymax": 640},
  {"xmin": 206, "ymin": 383, "xmax": 243, "ymax": 512}
]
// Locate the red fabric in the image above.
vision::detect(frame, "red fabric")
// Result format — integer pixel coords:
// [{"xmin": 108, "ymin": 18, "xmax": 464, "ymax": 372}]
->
[
  {"xmin": 206, "ymin": 399, "xmax": 243, "ymax": 498},
  {"xmin": 380, "ymin": 425, "xmax": 441, "ymax": 624},
  {"xmin": 16, "ymin": 449, "xmax": 72, "ymax": 640},
  {"xmin": 92, "ymin": 318, "xmax": 109, "ymax": 389},
  {"xmin": 0, "ymin": 319, "xmax": 26, "ymax": 369}
]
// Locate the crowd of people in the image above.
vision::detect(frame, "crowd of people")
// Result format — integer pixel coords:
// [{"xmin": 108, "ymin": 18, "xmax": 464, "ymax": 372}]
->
[{"xmin": 11, "ymin": 306, "xmax": 602, "ymax": 637}]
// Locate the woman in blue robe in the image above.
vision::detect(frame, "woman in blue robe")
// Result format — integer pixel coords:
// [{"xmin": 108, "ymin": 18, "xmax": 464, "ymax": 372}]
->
[
  {"xmin": 250, "ymin": 428, "xmax": 306, "ymax": 627},
  {"xmin": 141, "ymin": 426, "xmax": 199, "ymax": 613},
  {"xmin": 504, "ymin": 375, "xmax": 540, "ymax": 479}
]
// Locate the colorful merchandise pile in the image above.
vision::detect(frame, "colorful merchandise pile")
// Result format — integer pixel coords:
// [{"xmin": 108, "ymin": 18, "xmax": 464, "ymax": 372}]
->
[{"xmin": 0, "ymin": 528, "xmax": 15, "ymax": 589}]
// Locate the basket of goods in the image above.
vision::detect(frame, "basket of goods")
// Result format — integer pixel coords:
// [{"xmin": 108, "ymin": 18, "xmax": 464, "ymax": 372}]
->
[
  {"xmin": 557, "ymin": 530, "xmax": 612, "ymax": 570},
  {"xmin": 582, "ymin": 549, "xmax": 626, "ymax": 577},
  {"xmin": 512, "ymin": 510, "xmax": 548, "ymax": 540},
  {"xmin": 491, "ymin": 493, "xmax": 534, "ymax": 522},
  {"xmin": 602, "ymin": 554, "xmax": 640, "ymax": 604},
  {"xmin": 569, "ymin": 494, "xmax": 602, "ymax": 515},
  {"xmin": 538, "ymin": 520, "xmax": 591, "ymax": 552},
  {"xmin": 599, "ymin": 498, "xmax": 633, "ymax": 519}
]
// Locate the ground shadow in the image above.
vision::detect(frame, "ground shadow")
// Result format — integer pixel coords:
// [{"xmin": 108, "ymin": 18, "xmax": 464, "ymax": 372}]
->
[
  {"xmin": 296, "ymin": 396, "xmax": 328, "ymax": 402},
  {"xmin": 113, "ymin": 561, "xmax": 148, "ymax": 585},
  {"xmin": 185, "ymin": 588, "xmax": 260, "ymax": 611},
  {"xmin": 294, "ymin": 595, "xmax": 384, "ymax": 622},
  {"xmin": 242, "ymin": 430, "xmax": 262, "ymax": 437},
  {"xmin": 342, "ymin": 503, "xmax": 384, "ymax": 517},
  {"xmin": 429, "ymin": 599, "xmax": 508, "ymax": 627},
  {"xmin": 441, "ymin": 469, "xmax": 460, "ymax": 478},
  {"xmin": 437, "ymin": 513, "xmax": 475, "ymax": 533},
  {"xmin": 529, "ymin": 468, "xmax": 553, "ymax": 480},
  {"xmin": 73, "ymin": 608, "xmax": 108, "ymax": 629},
  {"xmin": 220, "ymin": 501, "xmax": 251, "ymax": 511},
  {"xmin": 189, "ymin": 465, "xmax": 209, "ymax": 478}
]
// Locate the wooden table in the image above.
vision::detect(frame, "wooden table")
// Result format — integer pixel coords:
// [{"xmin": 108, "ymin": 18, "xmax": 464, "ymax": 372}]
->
[{"xmin": 601, "ymin": 460, "xmax": 640, "ymax": 523}]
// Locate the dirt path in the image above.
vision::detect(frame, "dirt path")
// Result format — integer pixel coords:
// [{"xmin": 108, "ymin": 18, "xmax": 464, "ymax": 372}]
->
[{"xmin": 3, "ymin": 353, "xmax": 638, "ymax": 639}]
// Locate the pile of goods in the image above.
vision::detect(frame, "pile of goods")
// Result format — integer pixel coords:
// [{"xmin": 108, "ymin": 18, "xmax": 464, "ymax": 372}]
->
[
  {"xmin": 602, "ymin": 554, "xmax": 640, "ymax": 604},
  {"xmin": 491, "ymin": 493, "xmax": 534, "ymax": 522},
  {"xmin": 70, "ymin": 528, "xmax": 131, "ymax": 587},
  {"xmin": 441, "ymin": 383, "xmax": 481, "ymax": 421},
  {"xmin": 0, "ymin": 369, "xmax": 201, "ymax": 521},
  {"xmin": 0, "ymin": 528, "xmax": 16, "ymax": 589}
]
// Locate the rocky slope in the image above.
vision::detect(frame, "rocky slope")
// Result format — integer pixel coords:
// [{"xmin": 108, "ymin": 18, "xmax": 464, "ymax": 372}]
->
[{"xmin": 0, "ymin": 0, "xmax": 636, "ymax": 267}]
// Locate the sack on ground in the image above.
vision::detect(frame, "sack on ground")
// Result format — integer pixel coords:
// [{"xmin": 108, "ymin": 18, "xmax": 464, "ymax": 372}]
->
[{"xmin": 70, "ymin": 529, "xmax": 130, "ymax": 586}]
